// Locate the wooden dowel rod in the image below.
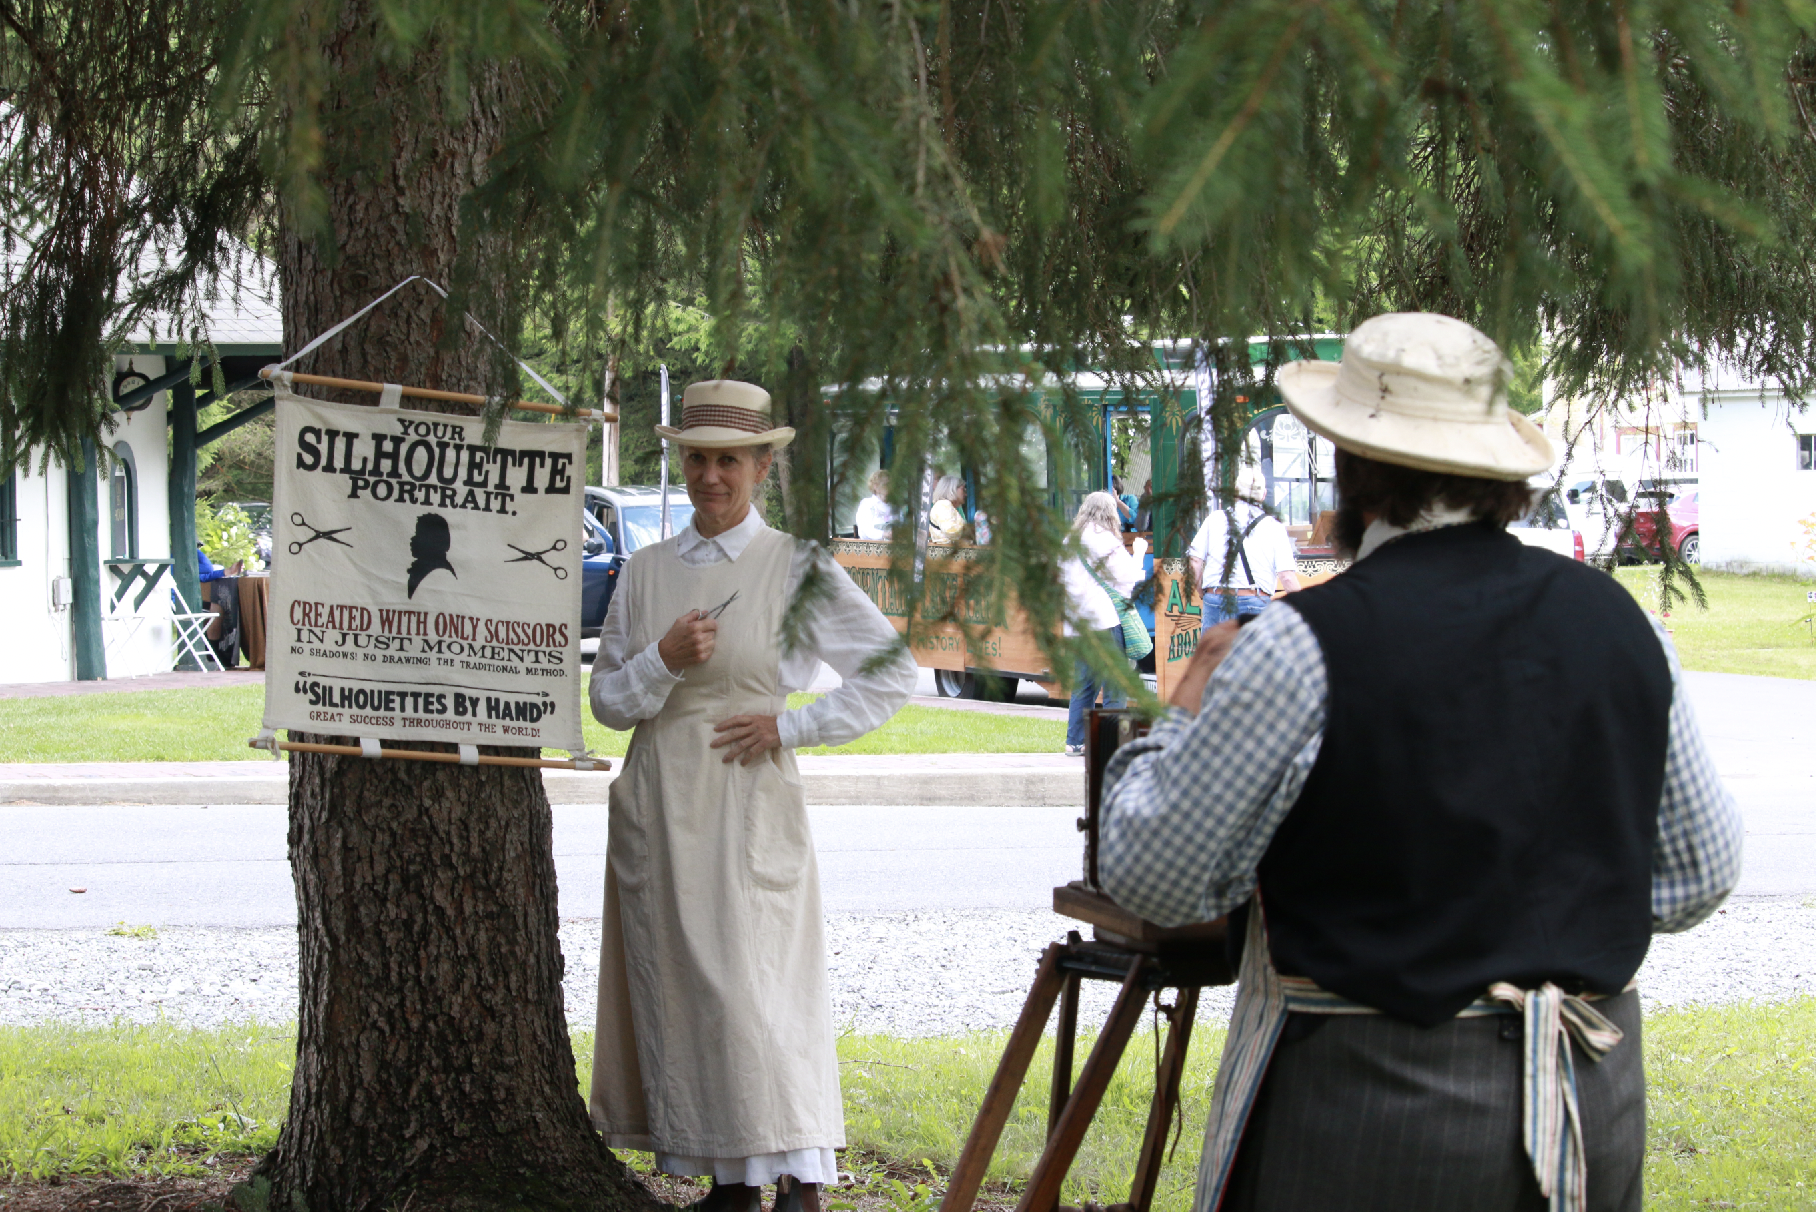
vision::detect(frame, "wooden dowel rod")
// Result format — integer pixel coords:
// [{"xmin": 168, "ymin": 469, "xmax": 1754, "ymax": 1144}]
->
[
  {"xmin": 252, "ymin": 738, "xmax": 610, "ymax": 771},
  {"xmin": 260, "ymin": 367, "xmax": 618, "ymax": 423}
]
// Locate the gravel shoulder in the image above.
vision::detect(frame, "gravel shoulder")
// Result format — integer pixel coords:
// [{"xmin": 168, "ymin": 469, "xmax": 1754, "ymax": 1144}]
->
[{"xmin": 4, "ymin": 898, "xmax": 1812, "ymax": 1032}]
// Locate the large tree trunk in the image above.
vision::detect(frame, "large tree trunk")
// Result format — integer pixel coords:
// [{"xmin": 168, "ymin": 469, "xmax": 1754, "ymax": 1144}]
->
[{"xmin": 250, "ymin": 8, "xmax": 652, "ymax": 1210}]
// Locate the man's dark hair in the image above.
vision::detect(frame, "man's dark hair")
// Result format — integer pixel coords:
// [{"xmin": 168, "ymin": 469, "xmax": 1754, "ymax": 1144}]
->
[{"xmin": 1332, "ymin": 449, "xmax": 1535, "ymax": 556}]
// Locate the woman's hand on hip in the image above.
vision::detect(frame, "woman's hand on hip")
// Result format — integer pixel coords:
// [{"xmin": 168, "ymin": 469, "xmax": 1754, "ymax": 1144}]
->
[
  {"xmin": 658, "ymin": 609, "xmax": 718, "ymax": 673},
  {"xmin": 711, "ymin": 714, "xmax": 782, "ymax": 765}
]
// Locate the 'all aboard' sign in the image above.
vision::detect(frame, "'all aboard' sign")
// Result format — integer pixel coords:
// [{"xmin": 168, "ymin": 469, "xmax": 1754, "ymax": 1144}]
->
[{"xmin": 1153, "ymin": 558, "xmax": 1201, "ymax": 701}]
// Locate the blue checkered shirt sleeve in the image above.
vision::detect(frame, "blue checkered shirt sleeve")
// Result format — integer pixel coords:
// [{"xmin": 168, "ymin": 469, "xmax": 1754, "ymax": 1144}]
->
[
  {"xmin": 1647, "ymin": 617, "xmax": 1744, "ymax": 932},
  {"xmin": 1096, "ymin": 606, "xmax": 1328, "ymax": 928},
  {"xmin": 1096, "ymin": 606, "xmax": 1742, "ymax": 935}
]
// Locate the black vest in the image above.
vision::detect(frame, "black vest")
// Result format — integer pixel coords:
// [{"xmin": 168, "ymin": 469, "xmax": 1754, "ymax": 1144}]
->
[{"xmin": 1267, "ymin": 522, "xmax": 1672, "ymax": 1025}]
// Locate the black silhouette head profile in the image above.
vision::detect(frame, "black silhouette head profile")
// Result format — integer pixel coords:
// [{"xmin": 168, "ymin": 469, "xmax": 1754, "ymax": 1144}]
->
[{"xmin": 406, "ymin": 513, "xmax": 457, "ymax": 598}]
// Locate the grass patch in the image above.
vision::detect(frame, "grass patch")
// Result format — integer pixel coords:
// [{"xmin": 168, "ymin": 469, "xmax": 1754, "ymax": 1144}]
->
[
  {"xmin": 0, "ymin": 685, "xmax": 269, "ymax": 763},
  {"xmin": 1644, "ymin": 998, "xmax": 1816, "ymax": 1210},
  {"xmin": 824, "ymin": 1028, "xmax": 1223, "ymax": 1210},
  {"xmin": 6, "ymin": 1001, "xmax": 1814, "ymax": 1211},
  {"xmin": 1616, "ymin": 567, "xmax": 1816, "ymax": 680},
  {"xmin": 791, "ymin": 696, "xmax": 1062, "ymax": 758},
  {"xmin": 0, "ymin": 1020, "xmax": 289, "ymax": 1181},
  {"xmin": 0, "ymin": 683, "xmax": 1062, "ymax": 763}
]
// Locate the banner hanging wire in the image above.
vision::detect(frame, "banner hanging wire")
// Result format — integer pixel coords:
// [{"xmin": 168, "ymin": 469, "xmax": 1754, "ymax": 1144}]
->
[{"xmin": 265, "ymin": 275, "xmax": 614, "ymax": 422}]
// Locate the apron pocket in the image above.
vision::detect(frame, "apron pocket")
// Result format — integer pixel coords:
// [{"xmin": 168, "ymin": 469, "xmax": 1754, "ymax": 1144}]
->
[
  {"xmin": 607, "ymin": 773, "xmax": 651, "ymax": 890},
  {"xmin": 744, "ymin": 755, "xmax": 812, "ymax": 891}
]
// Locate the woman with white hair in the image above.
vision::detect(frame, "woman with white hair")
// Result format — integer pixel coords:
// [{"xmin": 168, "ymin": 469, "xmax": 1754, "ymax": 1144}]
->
[
  {"xmin": 927, "ymin": 474, "xmax": 967, "ymax": 540},
  {"xmin": 1060, "ymin": 491, "xmax": 1148, "ymax": 756}
]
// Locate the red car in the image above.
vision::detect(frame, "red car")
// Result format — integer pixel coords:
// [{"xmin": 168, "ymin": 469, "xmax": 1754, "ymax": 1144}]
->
[{"xmin": 1624, "ymin": 490, "xmax": 1700, "ymax": 563}]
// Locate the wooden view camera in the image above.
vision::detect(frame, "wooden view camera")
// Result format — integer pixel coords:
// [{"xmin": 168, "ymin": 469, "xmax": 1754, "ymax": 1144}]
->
[{"xmin": 1058, "ymin": 708, "xmax": 1233, "ymax": 972}]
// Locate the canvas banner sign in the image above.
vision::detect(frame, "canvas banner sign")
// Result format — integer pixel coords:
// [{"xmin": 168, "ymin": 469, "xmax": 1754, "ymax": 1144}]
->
[{"xmin": 262, "ymin": 388, "xmax": 588, "ymax": 752}]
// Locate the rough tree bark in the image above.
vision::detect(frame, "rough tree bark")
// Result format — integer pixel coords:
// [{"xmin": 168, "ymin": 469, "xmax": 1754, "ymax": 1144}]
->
[{"xmin": 247, "ymin": 7, "xmax": 655, "ymax": 1210}]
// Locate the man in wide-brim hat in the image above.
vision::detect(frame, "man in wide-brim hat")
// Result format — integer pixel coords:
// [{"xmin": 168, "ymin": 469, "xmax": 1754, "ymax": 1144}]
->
[
  {"xmin": 588, "ymin": 380, "xmax": 916, "ymax": 1212},
  {"xmin": 1096, "ymin": 313, "xmax": 1742, "ymax": 1212}
]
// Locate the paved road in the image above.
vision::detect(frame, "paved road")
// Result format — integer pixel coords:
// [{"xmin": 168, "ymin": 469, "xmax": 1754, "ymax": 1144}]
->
[
  {"xmin": 0, "ymin": 803, "xmax": 1084, "ymax": 929},
  {"xmin": 1, "ymin": 670, "xmax": 1808, "ymax": 929}
]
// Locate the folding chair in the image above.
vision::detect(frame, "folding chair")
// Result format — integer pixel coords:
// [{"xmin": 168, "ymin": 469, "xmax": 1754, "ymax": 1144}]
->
[{"xmin": 170, "ymin": 592, "xmax": 225, "ymax": 672}]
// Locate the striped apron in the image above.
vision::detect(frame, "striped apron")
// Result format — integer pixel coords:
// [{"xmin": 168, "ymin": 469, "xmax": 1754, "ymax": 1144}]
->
[{"xmin": 1197, "ymin": 902, "xmax": 1628, "ymax": 1212}]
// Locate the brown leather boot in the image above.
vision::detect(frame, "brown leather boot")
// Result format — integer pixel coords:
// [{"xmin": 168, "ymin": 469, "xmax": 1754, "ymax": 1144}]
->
[
  {"xmin": 772, "ymin": 1175, "xmax": 821, "ymax": 1212},
  {"xmin": 691, "ymin": 1181, "xmax": 762, "ymax": 1212}
]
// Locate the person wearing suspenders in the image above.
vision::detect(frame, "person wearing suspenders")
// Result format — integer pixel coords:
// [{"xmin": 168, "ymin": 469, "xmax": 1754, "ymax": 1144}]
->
[
  {"xmin": 1186, "ymin": 467, "xmax": 1301, "ymax": 626},
  {"xmin": 1095, "ymin": 314, "xmax": 1742, "ymax": 1212}
]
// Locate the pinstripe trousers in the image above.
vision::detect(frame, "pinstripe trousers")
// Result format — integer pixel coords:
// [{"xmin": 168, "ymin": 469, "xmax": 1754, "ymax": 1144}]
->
[{"xmin": 1220, "ymin": 989, "xmax": 1644, "ymax": 1212}]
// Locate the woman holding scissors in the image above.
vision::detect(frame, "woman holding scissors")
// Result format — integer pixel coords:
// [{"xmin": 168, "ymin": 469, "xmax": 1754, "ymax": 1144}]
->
[{"xmin": 588, "ymin": 380, "xmax": 916, "ymax": 1212}]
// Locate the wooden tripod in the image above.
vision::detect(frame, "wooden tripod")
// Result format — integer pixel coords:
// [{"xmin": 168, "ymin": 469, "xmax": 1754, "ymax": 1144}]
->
[{"xmin": 937, "ymin": 884, "xmax": 1233, "ymax": 1212}]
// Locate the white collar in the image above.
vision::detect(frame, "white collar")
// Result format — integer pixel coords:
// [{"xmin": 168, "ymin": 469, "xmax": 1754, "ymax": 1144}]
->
[
  {"xmin": 676, "ymin": 505, "xmax": 766, "ymax": 561},
  {"xmin": 1355, "ymin": 503, "xmax": 1479, "ymax": 561}
]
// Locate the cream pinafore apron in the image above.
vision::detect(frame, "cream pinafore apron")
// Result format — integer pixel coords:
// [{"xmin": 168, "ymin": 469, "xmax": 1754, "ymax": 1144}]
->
[{"xmin": 590, "ymin": 527, "xmax": 843, "ymax": 1163}]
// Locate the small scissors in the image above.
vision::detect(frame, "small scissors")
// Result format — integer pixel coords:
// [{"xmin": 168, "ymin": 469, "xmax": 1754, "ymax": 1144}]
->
[
  {"xmin": 699, "ymin": 590, "xmax": 739, "ymax": 619},
  {"xmin": 506, "ymin": 538, "xmax": 569, "ymax": 579},
  {"xmin": 288, "ymin": 512, "xmax": 353, "ymax": 555}
]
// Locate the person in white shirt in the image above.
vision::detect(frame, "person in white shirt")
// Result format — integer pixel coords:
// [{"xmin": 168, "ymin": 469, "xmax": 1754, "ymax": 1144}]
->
[
  {"xmin": 1060, "ymin": 491, "xmax": 1147, "ymax": 755},
  {"xmin": 587, "ymin": 380, "xmax": 916, "ymax": 1212},
  {"xmin": 1186, "ymin": 467, "xmax": 1301, "ymax": 626},
  {"xmin": 853, "ymin": 469, "xmax": 896, "ymax": 539}
]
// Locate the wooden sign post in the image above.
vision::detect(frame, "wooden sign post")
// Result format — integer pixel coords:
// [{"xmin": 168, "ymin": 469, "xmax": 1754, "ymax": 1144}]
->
[{"xmin": 1151, "ymin": 558, "xmax": 1201, "ymax": 703}]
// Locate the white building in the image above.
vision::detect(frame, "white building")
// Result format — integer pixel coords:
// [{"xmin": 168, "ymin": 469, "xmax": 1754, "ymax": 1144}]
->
[
  {"xmin": 1682, "ymin": 363, "xmax": 1816, "ymax": 577},
  {"xmin": 0, "ymin": 268, "xmax": 282, "ymax": 683}
]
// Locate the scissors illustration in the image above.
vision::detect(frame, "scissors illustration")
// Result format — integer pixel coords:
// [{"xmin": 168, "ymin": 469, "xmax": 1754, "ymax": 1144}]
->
[
  {"xmin": 506, "ymin": 538, "xmax": 569, "ymax": 579},
  {"xmin": 288, "ymin": 512, "xmax": 354, "ymax": 555},
  {"xmin": 699, "ymin": 590, "xmax": 739, "ymax": 619}
]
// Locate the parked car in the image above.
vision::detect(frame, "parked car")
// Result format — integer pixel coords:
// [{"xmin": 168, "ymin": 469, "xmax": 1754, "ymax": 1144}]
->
[
  {"xmin": 1508, "ymin": 487, "xmax": 1586, "ymax": 562},
  {"xmin": 579, "ymin": 485, "xmax": 697, "ymax": 650},
  {"xmin": 1623, "ymin": 489, "xmax": 1700, "ymax": 563},
  {"xmin": 1557, "ymin": 476, "xmax": 1629, "ymax": 564}
]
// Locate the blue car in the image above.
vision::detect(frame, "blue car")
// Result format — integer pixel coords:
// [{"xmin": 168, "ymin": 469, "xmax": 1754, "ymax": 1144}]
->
[{"xmin": 580, "ymin": 485, "xmax": 696, "ymax": 645}]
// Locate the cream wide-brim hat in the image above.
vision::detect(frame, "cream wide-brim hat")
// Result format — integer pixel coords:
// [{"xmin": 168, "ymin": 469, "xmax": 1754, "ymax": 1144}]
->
[
  {"xmin": 654, "ymin": 379, "xmax": 796, "ymax": 450},
  {"xmin": 1275, "ymin": 313, "xmax": 1554, "ymax": 481}
]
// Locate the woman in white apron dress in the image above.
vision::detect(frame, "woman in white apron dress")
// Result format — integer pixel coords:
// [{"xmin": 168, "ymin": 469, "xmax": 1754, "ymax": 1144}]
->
[{"xmin": 588, "ymin": 380, "xmax": 916, "ymax": 1212}]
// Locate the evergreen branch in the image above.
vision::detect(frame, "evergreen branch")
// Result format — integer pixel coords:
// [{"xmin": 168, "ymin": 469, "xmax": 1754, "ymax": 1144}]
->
[{"xmin": 1154, "ymin": 7, "xmax": 1310, "ymax": 238}]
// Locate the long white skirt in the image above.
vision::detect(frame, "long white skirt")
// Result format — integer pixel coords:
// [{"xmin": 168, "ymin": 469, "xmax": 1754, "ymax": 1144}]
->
[{"xmin": 655, "ymin": 1147, "xmax": 839, "ymax": 1186}]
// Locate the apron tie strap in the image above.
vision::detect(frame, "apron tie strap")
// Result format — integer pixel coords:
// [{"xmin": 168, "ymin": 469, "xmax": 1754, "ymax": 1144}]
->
[{"xmin": 1486, "ymin": 981, "xmax": 1625, "ymax": 1212}]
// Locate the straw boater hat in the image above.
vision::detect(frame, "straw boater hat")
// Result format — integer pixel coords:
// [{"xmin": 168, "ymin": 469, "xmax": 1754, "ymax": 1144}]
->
[
  {"xmin": 655, "ymin": 379, "xmax": 796, "ymax": 450},
  {"xmin": 1275, "ymin": 313, "xmax": 1554, "ymax": 481}
]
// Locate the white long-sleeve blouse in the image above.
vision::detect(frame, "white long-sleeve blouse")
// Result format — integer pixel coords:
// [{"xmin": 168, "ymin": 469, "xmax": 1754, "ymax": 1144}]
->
[
  {"xmin": 588, "ymin": 509, "xmax": 917, "ymax": 749},
  {"xmin": 1060, "ymin": 525, "xmax": 1146, "ymax": 636}
]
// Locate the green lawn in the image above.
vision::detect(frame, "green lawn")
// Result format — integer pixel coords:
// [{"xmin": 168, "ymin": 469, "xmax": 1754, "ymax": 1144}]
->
[
  {"xmin": 5, "ymin": 566, "xmax": 1804, "ymax": 764},
  {"xmin": 4, "ymin": 1002, "xmax": 1813, "ymax": 1210},
  {"xmin": 0, "ymin": 684, "xmax": 1062, "ymax": 763},
  {"xmin": 1616, "ymin": 567, "xmax": 1816, "ymax": 680}
]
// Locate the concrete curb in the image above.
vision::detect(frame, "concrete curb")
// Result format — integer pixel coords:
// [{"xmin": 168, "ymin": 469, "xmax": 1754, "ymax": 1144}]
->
[{"xmin": 0, "ymin": 764, "xmax": 1087, "ymax": 809}]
